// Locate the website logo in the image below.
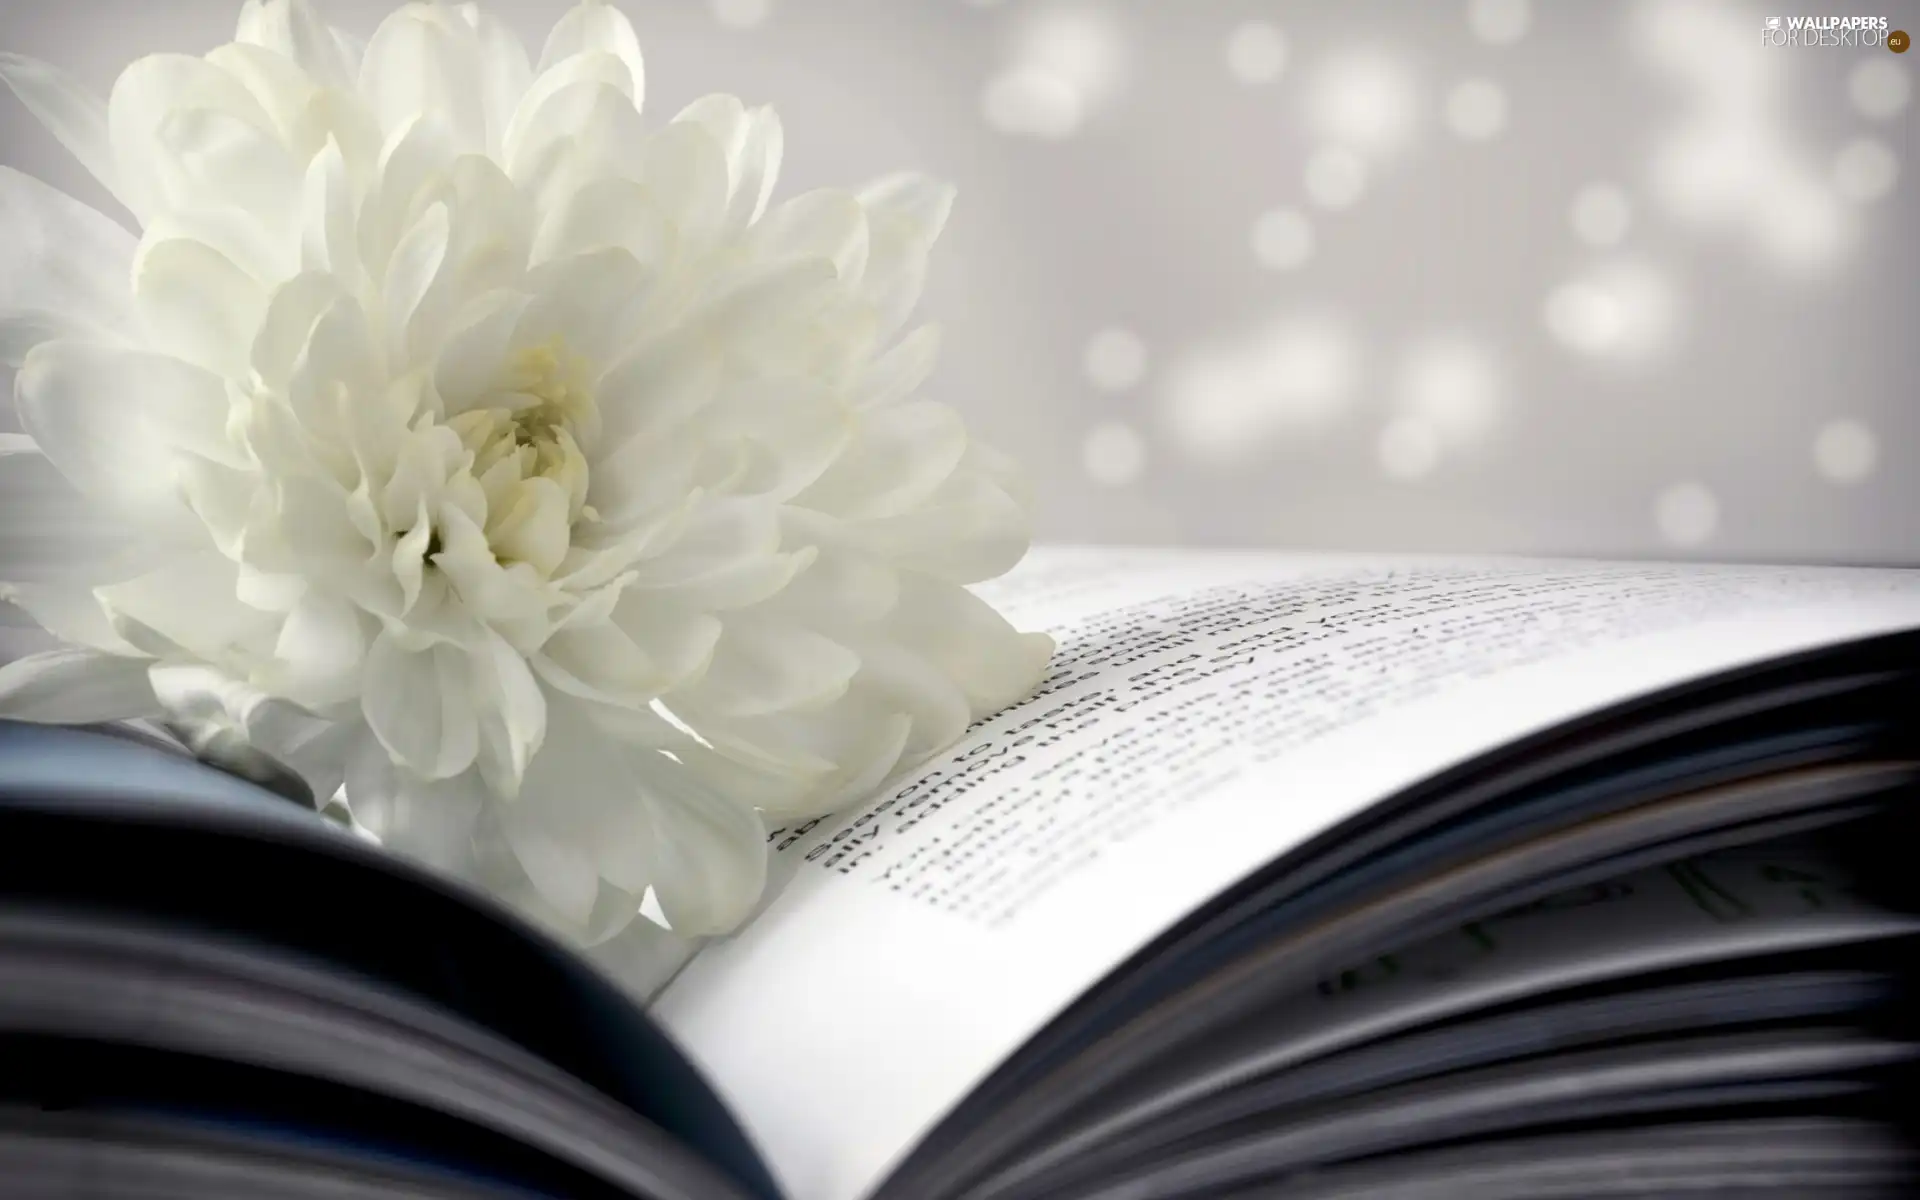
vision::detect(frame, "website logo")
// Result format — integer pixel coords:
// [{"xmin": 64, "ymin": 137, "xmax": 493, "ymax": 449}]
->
[{"xmin": 1760, "ymin": 15, "xmax": 1903, "ymax": 50}]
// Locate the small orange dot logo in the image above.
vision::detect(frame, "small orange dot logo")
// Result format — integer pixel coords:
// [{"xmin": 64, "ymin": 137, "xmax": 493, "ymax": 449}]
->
[{"xmin": 1890, "ymin": 29, "xmax": 1911, "ymax": 52}]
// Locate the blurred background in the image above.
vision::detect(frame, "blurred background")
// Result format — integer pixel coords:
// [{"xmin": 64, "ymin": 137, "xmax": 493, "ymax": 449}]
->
[{"xmin": 2, "ymin": 0, "xmax": 1915, "ymax": 563}]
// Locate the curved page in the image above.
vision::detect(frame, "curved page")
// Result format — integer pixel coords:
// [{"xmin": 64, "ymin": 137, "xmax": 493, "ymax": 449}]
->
[
  {"xmin": 1055, "ymin": 1028, "xmax": 1916, "ymax": 1200},
  {"xmin": 0, "ymin": 722, "xmax": 782, "ymax": 1200},
  {"xmin": 1252, "ymin": 1117, "xmax": 1915, "ymax": 1200},
  {"xmin": 0, "ymin": 912, "xmax": 750, "ymax": 1200},
  {"xmin": 988, "ymin": 838, "xmax": 1910, "ymax": 1195},
  {"xmin": 653, "ymin": 548, "xmax": 1920, "ymax": 1200}
]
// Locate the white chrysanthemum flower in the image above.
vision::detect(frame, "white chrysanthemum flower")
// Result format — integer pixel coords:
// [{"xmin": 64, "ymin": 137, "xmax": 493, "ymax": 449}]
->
[{"xmin": 0, "ymin": 0, "xmax": 1052, "ymax": 949}]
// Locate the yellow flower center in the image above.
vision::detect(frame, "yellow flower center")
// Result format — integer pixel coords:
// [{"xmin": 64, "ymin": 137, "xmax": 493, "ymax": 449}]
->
[
  {"xmin": 445, "ymin": 339, "xmax": 601, "ymax": 577},
  {"xmin": 501, "ymin": 339, "xmax": 600, "ymax": 446}
]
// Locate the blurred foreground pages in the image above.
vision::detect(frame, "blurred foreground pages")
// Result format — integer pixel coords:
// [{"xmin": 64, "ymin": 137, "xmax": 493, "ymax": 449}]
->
[{"xmin": 654, "ymin": 546, "xmax": 1920, "ymax": 1200}]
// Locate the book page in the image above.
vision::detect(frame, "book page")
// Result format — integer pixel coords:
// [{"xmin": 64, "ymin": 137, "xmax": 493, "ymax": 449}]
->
[
  {"xmin": 1043, "ymin": 837, "xmax": 1917, "ymax": 1161},
  {"xmin": 652, "ymin": 547, "xmax": 1920, "ymax": 1200}
]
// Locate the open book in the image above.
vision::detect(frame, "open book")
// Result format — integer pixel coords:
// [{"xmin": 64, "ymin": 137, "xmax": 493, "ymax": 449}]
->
[{"xmin": 4, "ymin": 546, "xmax": 1918, "ymax": 1199}]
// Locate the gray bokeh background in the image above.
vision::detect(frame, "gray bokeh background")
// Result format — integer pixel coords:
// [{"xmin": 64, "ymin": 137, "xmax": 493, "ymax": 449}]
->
[{"xmin": 3, "ymin": 0, "xmax": 1915, "ymax": 562}]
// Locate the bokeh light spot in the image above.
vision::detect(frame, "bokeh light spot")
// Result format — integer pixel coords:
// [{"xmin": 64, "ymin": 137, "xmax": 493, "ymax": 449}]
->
[
  {"xmin": 1570, "ymin": 183, "xmax": 1634, "ymax": 246},
  {"xmin": 1813, "ymin": 419, "xmax": 1878, "ymax": 484},
  {"xmin": 1468, "ymin": 0, "xmax": 1532, "ymax": 46},
  {"xmin": 1543, "ymin": 260, "xmax": 1682, "ymax": 365},
  {"xmin": 1305, "ymin": 50, "xmax": 1420, "ymax": 158},
  {"xmin": 1378, "ymin": 418, "xmax": 1442, "ymax": 480},
  {"xmin": 1305, "ymin": 147, "xmax": 1369, "ymax": 209},
  {"xmin": 1083, "ymin": 421, "xmax": 1147, "ymax": 486},
  {"xmin": 709, "ymin": 0, "xmax": 770, "ymax": 29},
  {"xmin": 982, "ymin": 68, "xmax": 1084, "ymax": 138},
  {"xmin": 1655, "ymin": 482, "xmax": 1719, "ymax": 547},
  {"xmin": 1395, "ymin": 334, "xmax": 1505, "ymax": 446},
  {"xmin": 1444, "ymin": 78, "xmax": 1509, "ymax": 141},
  {"xmin": 982, "ymin": 7, "xmax": 1131, "ymax": 139},
  {"xmin": 1084, "ymin": 328, "xmax": 1149, "ymax": 393},
  {"xmin": 1832, "ymin": 138, "xmax": 1899, "ymax": 204},
  {"xmin": 1226, "ymin": 21, "xmax": 1289, "ymax": 86},
  {"xmin": 1164, "ymin": 312, "xmax": 1362, "ymax": 464},
  {"xmin": 1849, "ymin": 58, "xmax": 1910, "ymax": 120},
  {"xmin": 1251, "ymin": 207, "xmax": 1316, "ymax": 270}
]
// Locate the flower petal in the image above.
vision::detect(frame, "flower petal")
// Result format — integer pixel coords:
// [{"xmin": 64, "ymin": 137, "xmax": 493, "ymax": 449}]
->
[
  {"xmin": 345, "ymin": 738, "xmax": 488, "ymax": 873},
  {"xmin": 707, "ymin": 642, "xmax": 954, "ymax": 820},
  {"xmin": 842, "ymin": 465, "xmax": 1034, "ymax": 585},
  {"xmin": 681, "ymin": 255, "xmax": 838, "ymax": 358},
  {"xmin": 860, "ymin": 172, "xmax": 955, "ymax": 247},
  {"xmin": 153, "ymin": 103, "xmax": 303, "ymax": 225},
  {"xmin": 0, "ymin": 54, "xmax": 130, "ymax": 216},
  {"xmin": 471, "ymin": 624, "xmax": 547, "ymax": 794},
  {"xmin": 0, "ymin": 435, "xmax": 161, "ymax": 586},
  {"xmin": 607, "ymin": 597, "xmax": 723, "ymax": 690},
  {"xmin": 512, "ymin": 247, "xmax": 652, "ymax": 368},
  {"xmin": 360, "ymin": 112, "xmax": 456, "ymax": 277},
  {"xmin": 636, "ymin": 728, "xmax": 839, "ymax": 819},
  {"xmin": 534, "ymin": 618, "xmax": 673, "ymax": 711},
  {"xmin": 639, "ymin": 763, "xmax": 770, "ymax": 935},
  {"xmin": 108, "ymin": 53, "xmax": 274, "ymax": 224},
  {"xmin": 406, "ymin": 156, "xmax": 531, "ymax": 361},
  {"xmin": 133, "ymin": 235, "xmax": 269, "ymax": 379},
  {"xmin": 503, "ymin": 821, "xmax": 599, "ymax": 925},
  {"xmin": 489, "ymin": 476, "xmax": 573, "ymax": 578},
  {"xmin": 263, "ymin": 590, "xmax": 369, "ymax": 710},
  {"xmin": 591, "ymin": 327, "xmax": 724, "ymax": 455},
  {"xmin": 582, "ymin": 918, "xmax": 701, "ymax": 1003},
  {"xmin": 793, "ymin": 399, "xmax": 968, "ymax": 521},
  {"xmin": 748, "ymin": 189, "xmax": 869, "ymax": 281},
  {"xmin": 15, "ymin": 341, "xmax": 239, "ymax": 522},
  {"xmin": 359, "ymin": 2, "xmax": 488, "ymax": 152},
  {"xmin": 885, "ymin": 570, "xmax": 1056, "ymax": 713},
  {"xmin": 361, "ymin": 628, "xmax": 481, "ymax": 781},
  {"xmin": 147, "ymin": 661, "xmax": 337, "ymax": 800},
  {"xmin": 286, "ymin": 295, "xmax": 392, "ymax": 446},
  {"xmin": 262, "ymin": 710, "xmax": 359, "ymax": 810},
  {"xmin": 205, "ymin": 41, "xmax": 317, "ymax": 150},
  {"xmin": 0, "ymin": 167, "xmax": 138, "ymax": 368},
  {"xmin": 503, "ymin": 57, "xmax": 640, "ymax": 185},
  {"xmin": 857, "ymin": 173, "xmax": 955, "ymax": 339},
  {"xmin": 0, "ymin": 646, "xmax": 156, "ymax": 724},
  {"xmin": 531, "ymin": 175, "xmax": 670, "ymax": 268},
  {"xmin": 673, "ymin": 95, "xmax": 782, "ymax": 235},
  {"xmin": 834, "ymin": 641, "xmax": 973, "ymax": 764},
  {"xmin": 755, "ymin": 533, "xmax": 899, "ymax": 628},
  {"xmin": 301, "ymin": 136, "xmax": 362, "ymax": 285},
  {"xmin": 383, "ymin": 201, "xmax": 451, "ymax": 367},
  {"xmin": 537, "ymin": 2, "xmax": 646, "ymax": 114},
  {"xmin": 632, "ymin": 119, "xmax": 729, "ymax": 245},
  {"xmin": 624, "ymin": 497, "xmax": 807, "ymax": 612},
  {"xmin": 433, "ymin": 291, "xmax": 530, "ymax": 411},
  {"xmin": 95, "ymin": 552, "xmax": 279, "ymax": 666},
  {"xmin": 237, "ymin": 0, "xmax": 355, "ymax": 90},
  {"xmin": 508, "ymin": 691, "xmax": 650, "ymax": 915},
  {"xmin": 145, "ymin": 206, "xmax": 294, "ymax": 291},
  {"xmin": 251, "ymin": 271, "xmax": 345, "ymax": 389},
  {"xmin": 462, "ymin": 5, "xmax": 533, "ymax": 158},
  {"xmin": 857, "ymin": 323, "xmax": 942, "ymax": 411},
  {"xmin": 502, "ymin": 810, "xmax": 606, "ymax": 927},
  {"xmin": 682, "ymin": 616, "xmax": 859, "ymax": 719},
  {"xmin": 174, "ymin": 456, "xmax": 256, "ymax": 564},
  {"xmin": 0, "ymin": 580, "xmax": 139, "ymax": 653},
  {"xmin": 699, "ymin": 378, "xmax": 852, "ymax": 502}
]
